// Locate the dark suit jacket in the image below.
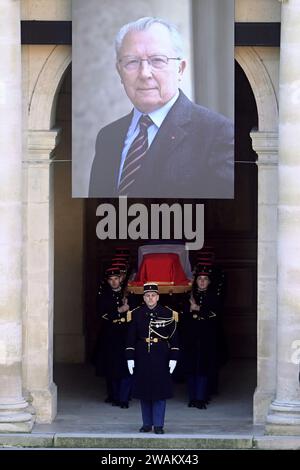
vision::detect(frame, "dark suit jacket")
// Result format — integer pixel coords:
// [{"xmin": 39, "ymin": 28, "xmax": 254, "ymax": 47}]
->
[{"xmin": 89, "ymin": 90, "xmax": 234, "ymax": 198}]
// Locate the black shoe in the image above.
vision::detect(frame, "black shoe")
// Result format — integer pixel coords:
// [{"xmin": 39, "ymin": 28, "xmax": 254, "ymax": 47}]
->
[
  {"xmin": 154, "ymin": 426, "xmax": 164, "ymax": 434},
  {"xmin": 196, "ymin": 400, "xmax": 207, "ymax": 409},
  {"xmin": 139, "ymin": 426, "xmax": 152, "ymax": 433},
  {"xmin": 120, "ymin": 402, "xmax": 129, "ymax": 409},
  {"xmin": 188, "ymin": 400, "xmax": 196, "ymax": 407}
]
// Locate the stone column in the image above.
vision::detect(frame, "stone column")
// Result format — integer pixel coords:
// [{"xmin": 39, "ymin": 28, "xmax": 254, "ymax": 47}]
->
[
  {"xmin": 0, "ymin": 0, "xmax": 34, "ymax": 432},
  {"xmin": 251, "ymin": 132, "xmax": 278, "ymax": 424},
  {"xmin": 266, "ymin": 0, "xmax": 300, "ymax": 434},
  {"xmin": 22, "ymin": 130, "xmax": 61, "ymax": 423}
]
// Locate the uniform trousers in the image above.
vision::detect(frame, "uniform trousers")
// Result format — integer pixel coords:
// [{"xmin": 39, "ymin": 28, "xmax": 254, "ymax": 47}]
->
[
  {"xmin": 111, "ymin": 377, "xmax": 132, "ymax": 403},
  {"xmin": 187, "ymin": 375, "xmax": 208, "ymax": 401},
  {"xmin": 140, "ymin": 399, "xmax": 166, "ymax": 427}
]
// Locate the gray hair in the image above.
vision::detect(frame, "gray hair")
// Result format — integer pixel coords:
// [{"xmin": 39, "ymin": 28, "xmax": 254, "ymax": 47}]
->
[{"xmin": 115, "ymin": 17, "xmax": 184, "ymax": 58}]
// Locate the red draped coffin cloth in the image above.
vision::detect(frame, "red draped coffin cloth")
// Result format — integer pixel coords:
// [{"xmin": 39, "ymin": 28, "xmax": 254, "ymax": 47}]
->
[{"xmin": 128, "ymin": 253, "xmax": 191, "ymax": 294}]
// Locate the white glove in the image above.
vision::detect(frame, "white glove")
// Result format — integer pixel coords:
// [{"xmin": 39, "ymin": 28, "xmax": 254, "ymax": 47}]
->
[
  {"xmin": 169, "ymin": 360, "xmax": 177, "ymax": 374},
  {"xmin": 127, "ymin": 360, "xmax": 135, "ymax": 375}
]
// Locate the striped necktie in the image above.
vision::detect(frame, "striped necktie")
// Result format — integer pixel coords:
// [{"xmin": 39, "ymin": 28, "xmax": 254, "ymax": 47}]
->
[{"xmin": 118, "ymin": 114, "xmax": 153, "ymax": 196}]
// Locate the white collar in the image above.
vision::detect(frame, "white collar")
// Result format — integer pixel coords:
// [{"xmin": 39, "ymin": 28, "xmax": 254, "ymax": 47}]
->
[{"xmin": 132, "ymin": 90, "xmax": 180, "ymax": 130}]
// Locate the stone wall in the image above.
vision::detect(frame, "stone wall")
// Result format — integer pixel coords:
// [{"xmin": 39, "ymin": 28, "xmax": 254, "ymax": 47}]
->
[
  {"xmin": 235, "ymin": 0, "xmax": 281, "ymax": 22},
  {"xmin": 21, "ymin": 0, "xmax": 71, "ymax": 20}
]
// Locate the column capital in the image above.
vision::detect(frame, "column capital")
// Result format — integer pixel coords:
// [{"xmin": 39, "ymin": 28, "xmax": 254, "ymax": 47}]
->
[
  {"xmin": 26, "ymin": 128, "xmax": 62, "ymax": 163},
  {"xmin": 250, "ymin": 131, "xmax": 278, "ymax": 166}
]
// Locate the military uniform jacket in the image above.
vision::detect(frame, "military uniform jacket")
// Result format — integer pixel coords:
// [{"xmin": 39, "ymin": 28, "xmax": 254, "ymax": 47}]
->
[
  {"xmin": 125, "ymin": 303, "xmax": 179, "ymax": 401},
  {"xmin": 97, "ymin": 285, "xmax": 130, "ymax": 380},
  {"xmin": 182, "ymin": 287, "xmax": 219, "ymax": 375}
]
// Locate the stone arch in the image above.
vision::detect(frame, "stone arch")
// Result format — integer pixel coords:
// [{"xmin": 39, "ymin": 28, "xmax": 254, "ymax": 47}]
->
[
  {"xmin": 28, "ymin": 45, "xmax": 71, "ymax": 130},
  {"xmin": 236, "ymin": 47, "xmax": 279, "ymax": 425},
  {"xmin": 235, "ymin": 46, "xmax": 278, "ymax": 131},
  {"xmin": 24, "ymin": 45, "xmax": 71, "ymax": 422}
]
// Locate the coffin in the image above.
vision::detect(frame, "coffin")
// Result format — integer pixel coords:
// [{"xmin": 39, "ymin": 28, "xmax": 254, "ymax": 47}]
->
[{"xmin": 127, "ymin": 253, "xmax": 192, "ymax": 294}]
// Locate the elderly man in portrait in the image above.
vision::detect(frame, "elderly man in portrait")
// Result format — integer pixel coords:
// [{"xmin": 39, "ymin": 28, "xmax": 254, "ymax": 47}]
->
[{"xmin": 89, "ymin": 17, "xmax": 234, "ymax": 198}]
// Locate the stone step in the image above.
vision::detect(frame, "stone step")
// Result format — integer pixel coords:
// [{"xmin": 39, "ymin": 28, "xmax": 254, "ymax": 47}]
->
[
  {"xmin": 1, "ymin": 433, "xmax": 300, "ymax": 450},
  {"xmin": 0, "ymin": 433, "xmax": 253, "ymax": 449}
]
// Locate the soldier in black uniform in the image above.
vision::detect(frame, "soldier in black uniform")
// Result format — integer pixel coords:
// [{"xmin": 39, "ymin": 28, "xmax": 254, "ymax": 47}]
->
[
  {"xmin": 97, "ymin": 267, "xmax": 132, "ymax": 408},
  {"xmin": 125, "ymin": 283, "xmax": 179, "ymax": 434},
  {"xmin": 194, "ymin": 249, "xmax": 227, "ymax": 393},
  {"xmin": 113, "ymin": 246, "xmax": 132, "ymax": 286},
  {"xmin": 111, "ymin": 261, "xmax": 128, "ymax": 287},
  {"xmin": 182, "ymin": 264, "xmax": 219, "ymax": 409}
]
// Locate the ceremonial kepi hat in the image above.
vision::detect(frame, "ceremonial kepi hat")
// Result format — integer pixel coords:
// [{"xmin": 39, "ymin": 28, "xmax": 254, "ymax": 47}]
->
[
  {"xmin": 143, "ymin": 282, "xmax": 159, "ymax": 294},
  {"xmin": 111, "ymin": 257, "xmax": 129, "ymax": 266},
  {"xmin": 115, "ymin": 247, "xmax": 130, "ymax": 256},
  {"xmin": 195, "ymin": 263, "xmax": 214, "ymax": 278},
  {"xmin": 194, "ymin": 256, "xmax": 214, "ymax": 266},
  {"xmin": 196, "ymin": 251, "xmax": 215, "ymax": 262},
  {"xmin": 105, "ymin": 267, "xmax": 121, "ymax": 278},
  {"xmin": 111, "ymin": 262, "xmax": 127, "ymax": 273}
]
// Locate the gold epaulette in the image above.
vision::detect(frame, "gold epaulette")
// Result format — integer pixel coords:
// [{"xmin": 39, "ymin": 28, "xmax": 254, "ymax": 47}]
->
[{"xmin": 165, "ymin": 306, "xmax": 179, "ymax": 322}]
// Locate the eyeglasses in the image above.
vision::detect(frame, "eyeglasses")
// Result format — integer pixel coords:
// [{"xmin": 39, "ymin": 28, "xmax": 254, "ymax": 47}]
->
[{"xmin": 118, "ymin": 55, "xmax": 182, "ymax": 71}]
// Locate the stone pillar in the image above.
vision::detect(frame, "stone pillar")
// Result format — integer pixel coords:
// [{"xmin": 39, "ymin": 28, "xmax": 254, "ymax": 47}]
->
[
  {"xmin": 251, "ymin": 132, "xmax": 278, "ymax": 424},
  {"xmin": 266, "ymin": 0, "xmax": 300, "ymax": 434},
  {"xmin": 22, "ymin": 130, "xmax": 61, "ymax": 423},
  {"xmin": 0, "ymin": 0, "xmax": 34, "ymax": 432}
]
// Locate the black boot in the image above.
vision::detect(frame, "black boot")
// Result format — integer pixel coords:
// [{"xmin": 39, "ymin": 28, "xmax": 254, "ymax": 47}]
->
[
  {"xmin": 196, "ymin": 400, "xmax": 207, "ymax": 409},
  {"xmin": 120, "ymin": 401, "xmax": 129, "ymax": 409},
  {"xmin": 139, "ymin": 426, "xmax": 152, "ymax": 432},
  {"xmin": 188, "ymin": 400, "xmax": 197, "ymax": 407},
  {"xmin": 154, "ymin": 426, "xmax": 164, "ymax": 434}
]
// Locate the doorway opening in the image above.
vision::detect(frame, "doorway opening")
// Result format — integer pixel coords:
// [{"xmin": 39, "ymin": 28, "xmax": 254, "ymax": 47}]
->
[{"xmin": 50, "ymin": 61, "xmax": 258, "ymax": 433}]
